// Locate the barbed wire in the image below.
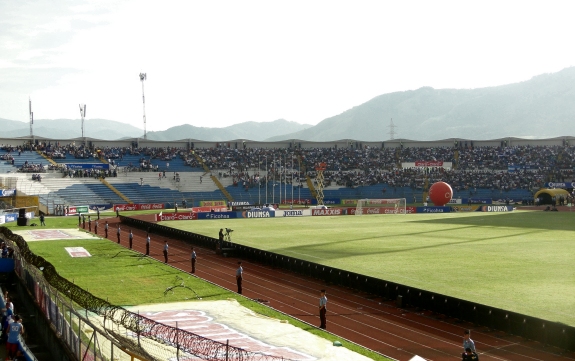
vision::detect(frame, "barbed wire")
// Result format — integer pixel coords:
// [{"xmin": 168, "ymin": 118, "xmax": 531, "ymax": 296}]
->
[{"xmin": 0, "ymin": 227, "xmax": 299, "ymax": 361}]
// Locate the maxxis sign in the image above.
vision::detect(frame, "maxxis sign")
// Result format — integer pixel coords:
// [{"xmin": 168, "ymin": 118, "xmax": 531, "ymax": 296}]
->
[{"xmin": 311, "ymin": 208, "xmax": 343, "ymax": 216}]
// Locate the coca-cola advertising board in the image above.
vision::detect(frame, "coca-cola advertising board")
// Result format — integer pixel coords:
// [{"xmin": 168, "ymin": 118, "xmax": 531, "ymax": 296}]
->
[{"xmin": 114, "ymin": 203, "xmax": 165, "ymax": 212}]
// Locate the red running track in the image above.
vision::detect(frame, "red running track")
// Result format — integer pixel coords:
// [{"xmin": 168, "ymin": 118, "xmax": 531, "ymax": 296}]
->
[{"xmin": 88, "ymin": 217, "xmax": 575, "ymax": 361}]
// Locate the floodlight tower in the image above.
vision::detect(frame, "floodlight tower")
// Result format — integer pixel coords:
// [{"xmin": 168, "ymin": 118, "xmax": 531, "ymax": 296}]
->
[
  {"xmin": 139, "ymin": 72, "xmax": 147, "ymax": 140},
  {"xmin": 79, "ymin": 104, "xmax": 87, "ymax": 139},
  {"xmin": 29, "ymin": 98, "xmax": 34, "ymax": 141}
]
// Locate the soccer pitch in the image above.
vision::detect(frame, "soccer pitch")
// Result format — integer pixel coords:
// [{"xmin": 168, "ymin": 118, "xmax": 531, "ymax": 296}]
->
[{"xmin": 161, "ymin": 210, "xmax": 575, "ymax": 326}]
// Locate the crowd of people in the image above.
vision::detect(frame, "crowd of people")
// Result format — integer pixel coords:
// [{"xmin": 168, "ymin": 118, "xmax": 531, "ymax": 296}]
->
[
  {"xmin": 187, "ymin": 144, "xmax": 575, "ymax": 193},
  {"xmin": 4, "ymin": 142, "xmax": 575, "ymax": 194}
]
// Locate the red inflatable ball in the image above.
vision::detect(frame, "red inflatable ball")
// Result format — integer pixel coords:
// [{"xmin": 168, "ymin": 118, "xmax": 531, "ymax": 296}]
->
[{"xmin": 428, "ymin": 181, "xmax": 453, "ymax": 206}]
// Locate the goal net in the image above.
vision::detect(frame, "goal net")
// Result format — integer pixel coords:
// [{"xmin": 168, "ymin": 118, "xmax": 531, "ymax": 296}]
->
[{"xmin": 355, "ymin": 198, "xmax": 406, "ymax": 215}]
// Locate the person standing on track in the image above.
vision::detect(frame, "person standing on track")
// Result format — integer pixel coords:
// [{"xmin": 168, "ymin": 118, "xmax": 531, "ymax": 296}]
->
[
  {"xmin": 88, "ymin": 216, "xmax": 92, "ymax": 232},
  {"xmin": 163, "ymin": 240, "xmax": 169, "ymax": 263},
  {"xmin": 236, "ymin": 261, "xmax": 243, "ymax": 294},
  {"xmin": 129, "ymin": 230, "xmax": 133, "ymax": 249},
  {"xmin": 191, "ymin": 246, "xmax": 196, "ymax": 273},
  {"xmin": 319, "ymin": 289, "xmax": 327, "ymax": 329},
  {"xmin": 146, "ymin": 233, "xmax": 150, "ymax": 255},
  {"xmin": 94, "ymin": 220, "xmax": 98, "ymax": 235},
  {"xmin": 116, "ymin": 224, "xmax": 121, "ymax": 243},
  {"xmin": 462, "ymin": 329, "xmax": 476, "ymax": 357},
  {"xmin": 105, "ymin": 221, "xmax": 109, "ymax": 238}
]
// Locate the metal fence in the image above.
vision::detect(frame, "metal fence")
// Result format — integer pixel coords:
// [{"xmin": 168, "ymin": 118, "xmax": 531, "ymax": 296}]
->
[{"xmin": 0, "ymin": 226, "xmax": 300, "ymax": 361}]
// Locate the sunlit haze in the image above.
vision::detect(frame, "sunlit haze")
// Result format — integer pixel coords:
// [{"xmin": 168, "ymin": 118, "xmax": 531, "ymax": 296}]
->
[{"xmin": 1, "ymin": 0, "xmax": 574, "ymax": 131}]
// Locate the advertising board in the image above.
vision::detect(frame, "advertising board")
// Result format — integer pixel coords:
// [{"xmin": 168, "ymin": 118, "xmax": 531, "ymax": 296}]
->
[
  {"xmin": 311, "ymin": 208, "xmax": 343, "ymax": 216},
  {"xmin": 241, "ymin": 211, "xmax": 275, "ymax": 218},
  {"xmin": 479, "ymin": 206, "xmax": 514, "ymax": 212},
  {"xmin": 89, "ymin": 204, "xmax": 113, "ymax": 211},
  {"xmin": 416, "ymin": 206, "xmax": 451, "ymax": 213},
  {"xmin": 1, "ymin": 189, "xmax": 16, "ymax": 197},
  {"xmin": 155, "ymin": 212, "xmax": 197, "ymax": 221},
  {"xmin": 197, "ymin": 212, "xmax": 238, "ymax": 220},
  {"xmin": 114, "ymin": 203, "xmax": 165, "ymax": 212},
  {"xmin": 276, "ymin": 210, "xmax": 309, "ymax": 217},
  {"xmin": 200, "ymin": 200, "xmax": 227, "ymax": 207},
  {"xmin": 65, "ymin": 163, "xmax": 110, "ymax": 170}
]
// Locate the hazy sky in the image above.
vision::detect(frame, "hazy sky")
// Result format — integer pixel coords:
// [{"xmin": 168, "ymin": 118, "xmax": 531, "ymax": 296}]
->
[{"xmin": 1, "ymin": 0, "xmax": 574, "ymax": 131}]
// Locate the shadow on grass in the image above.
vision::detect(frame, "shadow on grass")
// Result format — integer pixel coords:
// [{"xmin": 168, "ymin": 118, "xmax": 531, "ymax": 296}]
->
[
  {"xmin": 276, "ymin": 226, "xmax": 545, "ymax": 260},
  {"xmin": 411, "ymin": 211, "xmax": 575, "ymax": 232}
]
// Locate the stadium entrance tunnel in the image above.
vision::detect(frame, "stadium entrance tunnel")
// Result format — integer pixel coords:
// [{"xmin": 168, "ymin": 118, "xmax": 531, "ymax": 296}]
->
[{"xmin": 533, "ymin": 188, "xmax": 570, "ymax": 205}]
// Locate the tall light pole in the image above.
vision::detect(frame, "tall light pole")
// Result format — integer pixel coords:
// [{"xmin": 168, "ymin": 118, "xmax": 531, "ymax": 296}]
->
[
  {"xmin": 265, "ymin": 156, "xmax": 268, "ymax": 204},
  {"xmin": 29, "ymin": 98, "xmax": 34, "ymax": 141},
  {"xmin": 139, "ymin": 72, "xmax": 147, "ymax": 140},
  {"xmin": 79, "ymin": 104, "xmax": 86, "ymax": 139}
]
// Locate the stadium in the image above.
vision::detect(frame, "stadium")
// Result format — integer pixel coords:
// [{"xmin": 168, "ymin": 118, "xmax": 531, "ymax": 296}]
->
[{"xmin": 1, "ymin": 135, "xmax": 575, "ymax": 361}]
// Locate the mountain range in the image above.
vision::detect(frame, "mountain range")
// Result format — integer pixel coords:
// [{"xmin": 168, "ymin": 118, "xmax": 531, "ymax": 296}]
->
[{"xmin": 2, "ymin": 67, "xmax": 575, "ymax": 141}]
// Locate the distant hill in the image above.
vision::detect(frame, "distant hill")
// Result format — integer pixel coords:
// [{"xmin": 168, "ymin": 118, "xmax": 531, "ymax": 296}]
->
[
  {"xmin": 146, "ymin": 119, "xmax": 312, "ymax": 141},
  {"xmin": 0, "ymin": 118, "xmax": 144, "ymax": 140},
  {"xmin": 0, "ymin": 118, "xmax": 311, "ymax": 141},
  {"xmin": 267, "ymin": 67, "xmax": 575, "ymax": 141},
  {"xmin": 2, "ymin": 67, "xmax": 575, "ymax": 142}
]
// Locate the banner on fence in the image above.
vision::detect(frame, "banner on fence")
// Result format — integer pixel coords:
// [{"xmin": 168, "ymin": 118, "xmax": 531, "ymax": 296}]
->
[
  {"xmin": 281, "ymin": 199, "xmax": 312, "ymax": 205},
  {"xmin": 276, "ymin": 210, "xmax": 310, "ymax": 217},
  {"xmin": 241, "ymin": 210, "xmax": 275, "ymax": 218},
  {"xmin": 311, "ymin": 198, "xmax": 341, "ymax": 205},
  {"xmin": 68, "ymin": 206, "xmax": 89, "ymax": 215},
  {"xmin": 156, "ymin": 212, "xmax": 197, "ymax": 221},
  {"xmin": 114, "ymin": 203, "xmax": 165, "ymax": 212},
  {"xmin": 89, "ymin": 204, "xmax": 113, "ymax": 211},
  {"xmin": 451, "ymin": 206, "xmax": 480, "ymax": 212},
  {"xmin": 341, "ymin": 199, "xmax": 358, "ymax": 206},
  {"xmin": 200, "ymin": 200, "xmax": 227, "ymax": 207},
  {"xmin": 1, "ymin": 189, "xmax": 16, "ymax": 197},
  {"xmin": 197, "ymin": 212, "xmax": 238, "ymax": 220},
  {"xmin": 478, "ymin": 205, "xmax": 515, "ymax": 212},
  {"xmin": 312, "ymin": 208, "xmax": 344, "ymax": 216},
  {"xmin": 192, "ymin": 206, "xmax": 228, "ymax": 213},
  {"xmin": 416, "ymin": 206, "xmax": 451, "ymax": 213},
  {"xmin": 65, "ymin": 163, "xmax": 110, "ymax": 170}
]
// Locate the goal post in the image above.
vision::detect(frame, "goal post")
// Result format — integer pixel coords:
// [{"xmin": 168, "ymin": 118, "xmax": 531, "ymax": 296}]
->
[{"xmin": 355, "ymin": 198, "xmax": 406, "ymax": 215}]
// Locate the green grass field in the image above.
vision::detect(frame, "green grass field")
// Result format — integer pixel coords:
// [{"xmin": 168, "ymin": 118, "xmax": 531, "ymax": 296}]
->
[
  {"xmin": 161, "ymin": 210, "xmax": 575, "ymax": 326},
  {"xmin": 26, "ymin": 237, "xmax": 390, "ymax": 361}
]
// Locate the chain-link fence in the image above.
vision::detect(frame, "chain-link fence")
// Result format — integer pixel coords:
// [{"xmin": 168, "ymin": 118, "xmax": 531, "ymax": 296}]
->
[{"xmin": 1, "ymin": 226, "xmax": 300, "ymax": 361}]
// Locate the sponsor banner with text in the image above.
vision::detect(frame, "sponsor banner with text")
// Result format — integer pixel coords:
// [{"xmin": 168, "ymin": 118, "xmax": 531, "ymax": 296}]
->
[
  {"xmin": 68, "ymin": 206, "xmax": 89, "ymax": 215},
  {"xmin": 192, "ymin": 206, "xmax": 228, "ymax": 213},
  {"xmin": 114, "ymin": 203, "xmax": 165, "ymax": 212},
  {"xmin": 281, "ymin": 199, "xmax": 312, "ymax": 205},
  {"xmin": 155, "ymin": 212, "xmax": 197, "ymax": 221},
  {"xmin": 312, "ymin": 208, "xmax": 344, "ymax": 216},
  {"xmin": 447, "ymin": 199, "xmax": 462, "ymax": 204},
  {"xmin": 416, "ymin": 206, "xmax": 452, "ymax": 213},
  {"xmin": 451, "ymin": 206, "xmax": 479, "ymax": 212},
  {"xmin": 200, "ymin": 200, "xmax": 227, "ymax": 207},
  {"xmin": 65, "ymin": 163, "xmax": 110, "ymax": 170},
  {"xmin": 197, "ymin": 212, "xmax": 238, "ymax": 220},
  {"xmin": 402, "ymin": 161, "xmax": 452, "ymax": 169},
  {"xmin": 347, "ymin": 207, "xmax": 416, "ymax": 215},
  {"xmin": 545, "ymin": 182, "xmax": 574, "ymax": 188},
  {"xmin": 1, "ymin": 189, "xmax": 16, "ymax": 197},
  {"xmin": 478, "ymin": 205, "xmax": 514, "ymax": 212},
  {"xmin": 228, "ymin": 201, "xmax": 251, "ymax": 206},
  {"xmin": 310, "ymin": 198, "xmax": 341, "ymax": 205},
  {"xmin": 89, "ymin": 204, "xmax": 113, "ymax": 211},
  {"xmin": 4, "ymin": 214, "xmax": 17, "ymax": 223},
  {"xmin": 467, "ymin": 198, "xmax": 492, "ymax": 204},
  {"xmin": 276, "ymin": 209, "xmax": 311, "ymax": 217},
  {"xmin": 341, "ymin": 199, "xmax": 358, "ymax": 206},
  {"xmin": 241, "ymin": 210, "xmax": 275, "ymax": 218}
]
